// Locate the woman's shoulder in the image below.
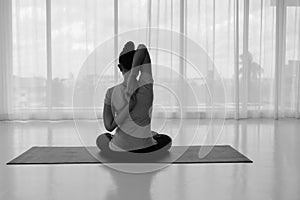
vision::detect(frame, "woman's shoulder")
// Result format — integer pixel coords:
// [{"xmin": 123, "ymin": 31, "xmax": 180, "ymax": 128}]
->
[
  {"xmin": 107, "ymin": 84, "xmax": 124, "ymax": 93},
  {"xmin": 105, "ymin": 86, "xmax": 114, "ymax": 96},
  {"xmin": 108, "ymin": 84, "xmax": 127, "ymax": 100}
]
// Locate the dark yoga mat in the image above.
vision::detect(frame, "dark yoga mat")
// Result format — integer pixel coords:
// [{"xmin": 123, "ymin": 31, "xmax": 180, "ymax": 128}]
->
[{"xmin": 7, "ymin": 145, "xmax": 252, "ymax": 165}]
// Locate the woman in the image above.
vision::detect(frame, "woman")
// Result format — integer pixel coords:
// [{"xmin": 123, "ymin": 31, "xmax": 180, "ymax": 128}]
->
[{"xmin": 96, "ymin": 41, "xmax": 172, "ymax": 155}]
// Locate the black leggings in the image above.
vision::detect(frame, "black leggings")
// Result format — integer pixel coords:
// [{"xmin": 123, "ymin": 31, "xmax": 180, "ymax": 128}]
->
[{"xmin": 96, "ymin": 133, "xmax": 172, "ymax": 155}]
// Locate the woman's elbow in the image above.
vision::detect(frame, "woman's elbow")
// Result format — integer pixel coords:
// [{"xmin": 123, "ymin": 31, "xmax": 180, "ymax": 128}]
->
[
  {"xmin": 104, "ymin": 124, "xmax": 114, "ymax": 132},
  {"xmin": 137, "ymin": 44, "xmax": 147, "ymax": 49}
]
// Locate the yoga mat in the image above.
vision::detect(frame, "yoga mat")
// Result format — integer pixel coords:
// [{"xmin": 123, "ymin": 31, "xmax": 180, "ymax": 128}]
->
[{"xmin": 7, "ymin": 145, "xmax": 252, "ymax": 165}]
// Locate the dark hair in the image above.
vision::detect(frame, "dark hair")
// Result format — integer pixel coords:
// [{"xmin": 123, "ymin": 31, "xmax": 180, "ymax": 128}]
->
[
  {"xmin": 119, "ymin": 51, "xmax": 136, "ymax": 71},
  {"xmin": 119, "ymin": 41, "xmax": 136, "ymax": 71}
]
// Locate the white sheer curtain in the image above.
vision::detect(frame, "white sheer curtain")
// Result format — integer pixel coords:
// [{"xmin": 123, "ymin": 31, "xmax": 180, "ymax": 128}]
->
[
  {"xmin": 0, "ymin": 0, "xmax": 300, "ymax": 120},
  {"xmin": 0, "ymin": 0, "xmax": 12, "ymax": 120}
]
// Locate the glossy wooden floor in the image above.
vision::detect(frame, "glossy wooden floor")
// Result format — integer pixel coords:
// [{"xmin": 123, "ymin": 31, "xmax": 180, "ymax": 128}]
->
[{"xmin": 1, "ymin": 119, "xmax": 300, "ymax": 200}]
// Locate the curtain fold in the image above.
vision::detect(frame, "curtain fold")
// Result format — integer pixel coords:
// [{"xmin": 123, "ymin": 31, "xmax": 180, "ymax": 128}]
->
[
  {"xmin": 0, "ymin": 0, "xmax": 12, "ymax": 120},
  {"xmin": 0, "ymin": 0, "xmax": 300, "ymax": 120}
]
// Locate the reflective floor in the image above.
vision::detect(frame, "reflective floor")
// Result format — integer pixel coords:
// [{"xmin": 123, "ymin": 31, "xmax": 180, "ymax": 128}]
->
[{"xmin": 1, "ymin": 119, "xmax": 300, "ymax": 200}]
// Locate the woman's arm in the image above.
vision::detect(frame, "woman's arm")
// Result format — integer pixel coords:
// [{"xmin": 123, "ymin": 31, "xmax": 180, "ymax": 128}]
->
[
  {"xmin": 138, "ymin": 44, "xmax": 152, "ymax": 79},
  {"xmin": 126, "ymin": 44, "xmax": 149, "ymax": 96},
  {"xmin": 129, "ymin": 44, "xmax": 148, "ymax": 77},
  {"xmin": 103, "ymin": 104, "xmax": 116, "ymax": 132}
]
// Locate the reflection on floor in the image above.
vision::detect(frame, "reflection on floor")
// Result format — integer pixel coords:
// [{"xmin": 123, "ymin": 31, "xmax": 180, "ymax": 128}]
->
[{"xmin": 0, "ymin": 119, "xmax": 300, "ymax": 200}]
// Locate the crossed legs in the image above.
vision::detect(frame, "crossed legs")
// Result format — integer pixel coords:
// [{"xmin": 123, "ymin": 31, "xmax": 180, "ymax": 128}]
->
[{"xmin": 96, "ymin": 132, "xmax": 172, "ymax": 154}]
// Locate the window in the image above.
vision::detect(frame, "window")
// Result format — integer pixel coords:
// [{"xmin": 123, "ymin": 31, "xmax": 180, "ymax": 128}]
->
[{"xmin": 9, "ymin": 0, "xmax": 300, "ymax": 119}]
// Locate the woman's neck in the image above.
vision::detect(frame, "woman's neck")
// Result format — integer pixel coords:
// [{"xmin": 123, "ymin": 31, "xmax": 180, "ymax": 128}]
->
[{"xmin": 122, "ymin": 72, "xmax": 130, "ymax": 85}]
